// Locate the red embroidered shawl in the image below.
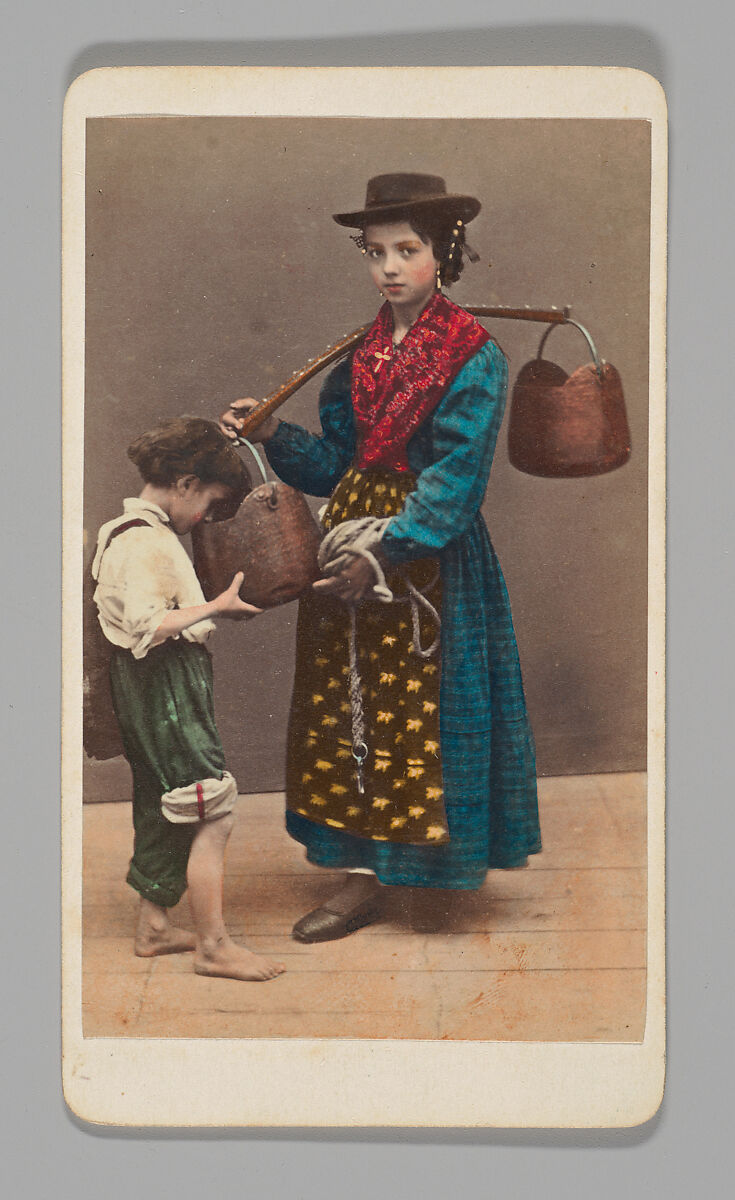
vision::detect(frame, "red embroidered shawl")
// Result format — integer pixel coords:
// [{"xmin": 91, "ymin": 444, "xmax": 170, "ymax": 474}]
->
[{"xmin": 351, "ymin": 291, "xmax": 490, "ymax": 472}]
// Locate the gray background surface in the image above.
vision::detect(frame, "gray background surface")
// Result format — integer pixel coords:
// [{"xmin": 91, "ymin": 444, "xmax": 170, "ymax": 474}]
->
[
  {"xmin": 3, "ymin": 0, "xmax": 732, "ymax": 1192},
  {"xmin": 83, "ymin": 114, "xmax": 649, "ymax": 796}
]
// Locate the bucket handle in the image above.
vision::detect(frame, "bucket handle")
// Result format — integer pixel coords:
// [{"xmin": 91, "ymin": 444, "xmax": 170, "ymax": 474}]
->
[
  {"xmin": 235, "ymin": 436, "xmax": 270, "ymax": 485},
  {"xmin": 537, "ymin": 318, "xmax": 603, "ymax": 379},
  {"xmin": 233, "ymin": 436, "xmax": 281, "ymax": 508}
]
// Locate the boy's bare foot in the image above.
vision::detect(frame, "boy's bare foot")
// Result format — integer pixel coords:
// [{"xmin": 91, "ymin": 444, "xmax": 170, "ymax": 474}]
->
[
  {"xmin": 134, "ymin": 899, "xmax": 197, "ymax": 956},
  {"xmin": 194, "ymin": 937, "xmax": 286, "ymax": 982},
  {"xmin": 134, "ymin": 926, "xmax": 197, "ymax": 957}
]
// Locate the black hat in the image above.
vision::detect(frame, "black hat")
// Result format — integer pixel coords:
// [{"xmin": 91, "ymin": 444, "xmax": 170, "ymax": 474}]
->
[{"xmin": 333, "ymin": 173, "xmax": 481, "ymax": 228}]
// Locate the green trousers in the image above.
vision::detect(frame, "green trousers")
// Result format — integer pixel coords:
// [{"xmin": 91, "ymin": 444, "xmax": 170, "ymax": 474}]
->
[{"xmin": 109, "ymin": 639, "xmax": 226, "ymax": 908}]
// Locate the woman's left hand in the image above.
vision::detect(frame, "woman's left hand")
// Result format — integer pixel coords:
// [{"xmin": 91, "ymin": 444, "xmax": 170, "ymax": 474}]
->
[{"xmin": 312, "ymin": 554, "xmax": 376, "ymax": 604}]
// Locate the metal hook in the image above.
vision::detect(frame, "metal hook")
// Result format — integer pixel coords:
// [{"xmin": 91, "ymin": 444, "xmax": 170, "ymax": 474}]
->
[
  {"xmin": 352, "ymin": 741, "xmax": 368, "ymax": 765},
  {"xmin": 352, "ymin": 741, "xmax": 368, "ymax": 796}
]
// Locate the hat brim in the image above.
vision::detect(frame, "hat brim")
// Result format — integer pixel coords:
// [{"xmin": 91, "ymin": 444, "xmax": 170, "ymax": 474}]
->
[{"xmin": 332, "ymin": 194, "xmax": 481, "ymax": 228}]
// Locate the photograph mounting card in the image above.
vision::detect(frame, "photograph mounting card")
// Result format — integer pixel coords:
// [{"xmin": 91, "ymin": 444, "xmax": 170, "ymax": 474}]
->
[{"xmin": 62, "ymin": 65, "xmax": 666, "ymax": 1128}]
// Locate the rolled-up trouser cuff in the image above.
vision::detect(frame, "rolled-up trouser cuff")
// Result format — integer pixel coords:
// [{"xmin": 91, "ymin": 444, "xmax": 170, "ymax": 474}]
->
[
  {"xmin": 161, "ymin": 770, "xmax": 237, "ymax": 824},
  {"xmin": 126, "ymin": 859, "xmax": 189, "ymax": 909}
]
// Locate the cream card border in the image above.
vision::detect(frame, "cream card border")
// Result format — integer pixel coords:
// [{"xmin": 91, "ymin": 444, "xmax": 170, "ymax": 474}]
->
[{"xmin": 62, "ymin": 65, "xmax": 666, "ymax": 1128}]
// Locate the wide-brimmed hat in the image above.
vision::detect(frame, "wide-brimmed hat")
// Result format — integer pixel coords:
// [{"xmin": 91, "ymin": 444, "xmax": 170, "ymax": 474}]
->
[{"xmin": 332, "ymin": 173, "xmax": 481, "ymax": 228}]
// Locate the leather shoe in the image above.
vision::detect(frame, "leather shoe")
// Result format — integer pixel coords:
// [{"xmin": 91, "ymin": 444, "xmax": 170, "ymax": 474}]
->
[{"xmin": 292, "ymin": 894, "xmax": 383, "ymax": 943}]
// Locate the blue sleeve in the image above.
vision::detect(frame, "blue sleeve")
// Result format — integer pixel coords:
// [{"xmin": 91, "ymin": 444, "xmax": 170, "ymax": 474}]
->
[
  {"xmin": 264, "ymin": 357, "xmax": 356, "ymax": 496},
  {"xmin": 380, "ymin": 340, "xmax": 508, "ymax": 564}
]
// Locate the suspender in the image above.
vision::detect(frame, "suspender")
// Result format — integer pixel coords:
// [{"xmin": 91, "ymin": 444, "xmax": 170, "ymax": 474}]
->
[{"xmin": 96, "ymin": 517, "xmax": 151, "ymax": 571}]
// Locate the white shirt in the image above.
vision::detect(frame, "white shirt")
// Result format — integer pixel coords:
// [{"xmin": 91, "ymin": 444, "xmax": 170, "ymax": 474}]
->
[{"xmin": 92, "ymin": 497, "xmax": 215, "ymax": 659}]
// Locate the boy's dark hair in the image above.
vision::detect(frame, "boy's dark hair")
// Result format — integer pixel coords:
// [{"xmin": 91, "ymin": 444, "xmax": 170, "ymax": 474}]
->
[{"xmin": 127, "ymin": 418, "xmax": 251, "ymax": 520}]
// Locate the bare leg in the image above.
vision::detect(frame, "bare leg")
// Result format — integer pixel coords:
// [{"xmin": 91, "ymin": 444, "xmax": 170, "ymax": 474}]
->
[
  {"xmin": 134, "ymin": 897, "xmax": 197, "ymax": 957},
  {"xmin": 187, "ymin": 813, "xmax": 285, "ymax": 981}
]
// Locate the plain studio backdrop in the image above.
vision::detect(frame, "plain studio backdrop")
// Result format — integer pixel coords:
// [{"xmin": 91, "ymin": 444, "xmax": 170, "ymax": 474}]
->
[{"xmin": 83, "ymin": 115, "xmax": 650, "ymax": 798}]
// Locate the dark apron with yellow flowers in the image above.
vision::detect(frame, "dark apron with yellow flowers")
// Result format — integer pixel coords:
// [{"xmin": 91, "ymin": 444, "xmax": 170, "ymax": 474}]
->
[{"xmin": 285, "ymin": 465, "xmax": 449, "ymax": 845}]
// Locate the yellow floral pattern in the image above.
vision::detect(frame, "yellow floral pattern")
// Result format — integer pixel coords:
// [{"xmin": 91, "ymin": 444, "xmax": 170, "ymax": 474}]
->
[{"xmin": 285, "ymin": 465, "xmax": 448, "ymax": 845}]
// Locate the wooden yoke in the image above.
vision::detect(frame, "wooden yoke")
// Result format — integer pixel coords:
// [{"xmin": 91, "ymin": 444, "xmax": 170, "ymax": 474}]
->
[{"xmin": 231, "ymin": 305, "xmax": 570, "ymax": 438}]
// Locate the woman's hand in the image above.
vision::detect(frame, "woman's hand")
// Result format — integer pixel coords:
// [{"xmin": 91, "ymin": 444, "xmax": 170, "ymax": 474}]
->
[
  {"xmin": 312, "ymin": 554, "xmax": 377, "ymax": 604},
  {"xmin": 218, "ymin": 398, "xmax": 280, "ymax": 444},
  {"xmin": 212, "ymin": 572, "xmax": 263, "ymax": 621}
]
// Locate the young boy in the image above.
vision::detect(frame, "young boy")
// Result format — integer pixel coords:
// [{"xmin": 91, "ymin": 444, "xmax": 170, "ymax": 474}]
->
[{"xmin": 92, "ymin": 417, "xmax": 284, "ymax": 982}]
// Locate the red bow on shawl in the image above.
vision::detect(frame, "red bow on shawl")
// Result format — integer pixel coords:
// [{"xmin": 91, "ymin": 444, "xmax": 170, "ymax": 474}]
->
[{"xmin": 351, "ymin": 292, "xmax": 490, "ymax": 472}]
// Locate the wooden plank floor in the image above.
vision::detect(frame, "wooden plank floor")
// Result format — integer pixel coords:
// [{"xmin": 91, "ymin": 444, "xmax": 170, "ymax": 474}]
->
[{"xmin": 82, "ymin": 772, "xmax": 647, "ymax": 1041}]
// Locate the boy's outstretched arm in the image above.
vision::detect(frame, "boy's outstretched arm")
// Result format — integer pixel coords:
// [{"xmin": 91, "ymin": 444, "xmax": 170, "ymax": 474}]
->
[{"xmin": 150, "ymin": 572, "xmax": 261, "ymax": 647}]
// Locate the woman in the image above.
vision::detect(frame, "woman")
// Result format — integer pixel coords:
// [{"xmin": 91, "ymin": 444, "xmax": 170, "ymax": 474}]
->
[{"xmin": 221, "ymin": 173, "xmax": 541, "ymax": 941}]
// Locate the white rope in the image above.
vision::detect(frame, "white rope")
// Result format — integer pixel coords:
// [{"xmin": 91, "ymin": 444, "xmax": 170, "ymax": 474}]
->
[
  {"xmin": 404, "ymin": 577, "xmax": 441, "ymax": 660},
  {"xmin": 347, "ymin": 605, "xmax": 367, "ymax": 793},
  {"xmin": 318, "ymin": 516, "xmax": 441, "ymax": 658},
  {"xmin": 317, "ymin": 516, "xmax": 394, "ymax": 600},
  {"xmin": 318, "ymin": 517, "xmax": 441, "ymax": 783}
]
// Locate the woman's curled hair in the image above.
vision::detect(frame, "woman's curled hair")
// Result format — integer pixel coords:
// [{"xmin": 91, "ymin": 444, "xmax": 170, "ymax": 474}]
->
[{"xmin": 408, "ymin": 211, "xmax": 471, "ymax": 287}]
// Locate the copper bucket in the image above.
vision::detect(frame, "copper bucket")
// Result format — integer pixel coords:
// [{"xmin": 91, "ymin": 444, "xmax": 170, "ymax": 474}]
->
[
  {"xmin": 191, "ymin": 441, "xmax": 323, "ymax": 609},
  {"xmin": 508, "ymin": 319, "xmax": 631, "ymax": 477}
]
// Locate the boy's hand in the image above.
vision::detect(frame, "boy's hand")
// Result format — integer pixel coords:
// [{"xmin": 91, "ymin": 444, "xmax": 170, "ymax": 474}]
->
[
  {"xmin": 212, "ymin": 572, "xmax": 263, "ymax": 620},
  {"xmin": 219, "ymin": 398, "xmax": 280, "ymax": 444}
]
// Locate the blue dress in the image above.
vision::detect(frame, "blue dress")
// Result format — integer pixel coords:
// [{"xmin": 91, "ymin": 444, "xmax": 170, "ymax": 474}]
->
[{"xmin": 265, "ymin": 339, "xmax": 541, "ymax": 888}]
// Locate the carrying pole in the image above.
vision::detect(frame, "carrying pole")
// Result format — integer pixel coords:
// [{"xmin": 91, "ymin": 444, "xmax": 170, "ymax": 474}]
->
[{"xmin": 232, "ymin": 304, "xmax": 571, "ymax": 438}]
